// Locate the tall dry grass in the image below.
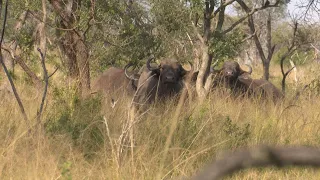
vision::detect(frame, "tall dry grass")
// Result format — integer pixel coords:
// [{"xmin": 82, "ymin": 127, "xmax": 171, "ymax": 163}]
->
[{"xmin": 1, "ymin": 62, "xmax": 320, "ymax": 179}]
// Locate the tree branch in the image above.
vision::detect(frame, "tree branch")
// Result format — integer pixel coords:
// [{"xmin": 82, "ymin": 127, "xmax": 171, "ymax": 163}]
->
[
  {"xmin": 281, "ymin": 21, "xmax": 299, "ymax": 94},
  {"xmin": 48, "ymin": 66, "xmax": 59, "ymax": 78},
  {"xmin": 1, "ymin": 44, "xmax": 42, "ymax": 87},
  {"xmin": 215, "ymin": 0, "xmax": 226, "ymax": 32},
  {"xmin": 192, "ymin": 22, "xmax": 204, "ymax": 44},
  {"xmin": 0, "ymin": 0, "xmax": 30, "ymax": 127},
  {"xmin": 241, "ymin": 30, "xmax": 256, "ymax": 43},
  {"xmin": 248, "ymin": 15, "xmax": 266, "ymax": 62},
  {"xmin": 212, "ymin": 0, "xmax": 236, "ymax": 18},
  {"xmin": 191, "ymin": 146, "xmax": 320, "ymax": 180},
  {"xmin": 223, "ymin": 0, "xmax": 280, "ymax": 34},
  {"xmin": 36, "ymin": 48, "xmax": 48, "ymax": 123}
]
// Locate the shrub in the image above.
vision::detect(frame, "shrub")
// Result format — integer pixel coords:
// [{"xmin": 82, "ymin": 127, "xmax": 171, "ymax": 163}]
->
[{"xmin": 45, "ymin": 87, "xmax": 104, "ymax": 157}]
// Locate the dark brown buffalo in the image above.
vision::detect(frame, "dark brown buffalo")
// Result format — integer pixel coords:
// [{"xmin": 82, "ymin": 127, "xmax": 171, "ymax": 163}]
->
[
  {"xmin": 133, "ymin": 57, "xmax": 192, "ymax": 106},
  {"xmin": 237, "ymin": 76, "xmax": 284, "ymax": 102},
  {"xmin": 211, "ymin": 61, "xmax": 283, "ymax": 102},
  {"xmin": 91, "ymin": 64, "xmax": 140, "ymax": 97},
  {"xmin": 211, "ymin": 61, "xmax": 252, "ymax": 93}
]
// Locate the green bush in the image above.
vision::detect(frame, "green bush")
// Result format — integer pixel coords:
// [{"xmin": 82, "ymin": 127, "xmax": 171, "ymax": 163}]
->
[
  {"xmin": 45, "ymin": 87, "xmax": 104, "ymax": 157},
  {"xmin": 209, "ymin": 29, "xmax": 244, "ymax": 63}
]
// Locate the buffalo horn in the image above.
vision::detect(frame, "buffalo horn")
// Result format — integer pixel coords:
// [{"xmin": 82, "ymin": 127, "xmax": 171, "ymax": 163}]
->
[
  {"xmin": 146, "ymin": 56, "xmax": 159, "ymax": 72},
  {"xmin": 184, "ymin": 61, "xmax": 193, "ymax": 72},
  {"xmin": 244, "ymin": 64, "xmax": 252, "ymax": 74},
  {"xmin": 124, "ymin": 63, "xmax": 139, "ymax": 81}
]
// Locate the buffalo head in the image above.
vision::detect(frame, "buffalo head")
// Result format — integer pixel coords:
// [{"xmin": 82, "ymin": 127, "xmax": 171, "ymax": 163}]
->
[
  {"xmin": 133, "ymin": 56, "xmax": 193, "ymax": 107},
  {"xmin": 218, "ymin": 61, "xmax": 252, "ymax": 80},
  {"xmin": 146, "ymin": 57, "xmax": 191, "ymax": 84},
  {"xmin": 210, "ymin": 61, "xmax": 252, "ymax": 88}
]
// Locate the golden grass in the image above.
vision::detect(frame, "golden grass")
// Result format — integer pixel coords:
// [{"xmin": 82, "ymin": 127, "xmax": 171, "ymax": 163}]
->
[{"xmin": 1, "ymin": 62, "xmax": 320, "ymax": 179}]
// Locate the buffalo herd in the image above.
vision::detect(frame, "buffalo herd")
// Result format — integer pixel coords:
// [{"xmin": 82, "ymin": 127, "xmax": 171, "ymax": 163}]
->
[
  {"xmin": 92, "ymin": 57, "xmax": 284, "ymax": 108},
  {"xmin": 211, "ymin": 61, "xmax": 284, "ymax": 102}
]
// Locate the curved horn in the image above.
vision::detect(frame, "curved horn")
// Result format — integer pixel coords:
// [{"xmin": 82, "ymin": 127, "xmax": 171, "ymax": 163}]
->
[
  {"xmin": 181, "ymin": 61, "xmax": 193, "ymax": 77},
  {"xmin": 124, "ymin": 63, "xmax": 139, "ymax": 81},
  {"xmin": 146, "ymin": 56, "xmax": 159, "ymax": 72},
  {"xmin": 244, "ymin": 64, "xmax": 252, "ymax": 74},
  {"xmin": 184, "ymin": 61, "xmax": 193, "ymax": 72}
]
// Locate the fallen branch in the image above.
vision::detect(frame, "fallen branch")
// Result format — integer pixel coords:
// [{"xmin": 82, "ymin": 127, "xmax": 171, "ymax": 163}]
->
[{"xmin": 191, "ymin": 145, "xmax": 320, "ymax": 180}]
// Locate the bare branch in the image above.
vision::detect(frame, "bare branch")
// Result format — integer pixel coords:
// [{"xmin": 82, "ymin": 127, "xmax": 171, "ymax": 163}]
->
[
  {"xmin": 1, "ymin": 44, "xmax": 42, "ymax": 86},
  {"xmin": 36, "ymin": 48, "xmax": 48, "ymax": 123},
  {"xmin": 191, "ymin": 146, "xmax": 320, "ymax": 180},
  {"xmin": 241, "ymin": 30, "xmax": 256, "ymax": 43},
  {"xmin": 281, "ymin": 21, "xmax": 299, "ymax": 94},
  {"xmin": 215, "ymin": 0, "xmax": 226, "ymax": 32},
  {"xmin": 0, "ymin": 0, "xmax": 30, "ymax": 127},
  {"xmin": 311, "ymin": 43, "xmax": 320, "ymax": 51},
  {"xmin": 48, "ymin": 67, "xmax": 59, "ymax": 78},
  {"xmin": 192, "ymin": 22, "xmax": 204, "ymax": 44},
  {"xmin": 285, "ymin": 65, "xmax": 295, "ymax": 76},
  {"xmin": 212, "ymin": 0, "xmax": 236, "ymax": 18},
  {"xmin": 223, "ymin": 0, "xmax": 281, "ymax": 34},
  {"xmin": 247, "ymin": 15, "xmax": 266, "ymax": 61}
]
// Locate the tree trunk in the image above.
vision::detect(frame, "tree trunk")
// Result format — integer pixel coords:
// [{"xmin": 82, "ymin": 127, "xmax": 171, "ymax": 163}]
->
[
  {"xmin": 196, "ymin": 44, "xmax": 210, "ymax": 99},
  {"xmin": 264, "ymin": 11, "xmax": 272, "ymax": 81},
  {"xmin": 0, "ymin": 10, "xmax": 29, "ymax": 74},
  {"xmin": 263, "ymin": 61, "xmax": 270, "ymax": 80},
  {"xmin": 50, "ymin": 0, "xmax": 91, "ymax": 97},
  {"xmin": 75, "ymin": 34, "xmax": 90, "ymax": 95},
  {"xmin": 195, "ymin": 1, "xmax": 214, "ymax": 101}
]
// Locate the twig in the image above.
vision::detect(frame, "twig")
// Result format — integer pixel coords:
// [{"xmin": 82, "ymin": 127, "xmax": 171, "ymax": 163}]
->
[
  {"xmin": 191, "ymin": 146, "xmax": 320, "ymax": 180},
  {"xmin": 0, "ymin": 0, "xmax": 30, "ymax": 127},
  {"xmin": 241, "ymin": 30, "xmax": 256, "ymax": 43},
  {"xmin": 48, "ymin": 66, "xmax": 59, "ymax": 78},
  {"xmin": 36, "ymin": 48, "xmax": 48, "ymax": 123},
  {"xmin": 223, "ymin": 0, "xmax": 281, "ymax": 34}
]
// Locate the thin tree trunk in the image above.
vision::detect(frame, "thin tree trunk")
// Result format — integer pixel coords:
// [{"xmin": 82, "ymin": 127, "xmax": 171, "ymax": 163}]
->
[
  {"xmin": 264, "ymin": 11, "xmax": 272, "ymax": 80},
  {"xmin": 75, "ymin": 34, "xmax": 90, "ymax": 95},
  {"xmin": 263, "ymin": 61, "xmax": 270, "ymax": 80},
  {"xmin": 50, "ymin": 0, "xmax": 90, "ymax": 97},
  {"xmin": 196, "ymin": 44, "xmax": 210, "ymax": 99},
  {"xmin": 195, "ymin": 0, "xmax": 214, "ymax": 101}
]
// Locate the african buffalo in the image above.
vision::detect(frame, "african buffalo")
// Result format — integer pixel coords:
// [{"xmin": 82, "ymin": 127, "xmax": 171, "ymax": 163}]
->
[
  {"xmin": 211, "ymin": 61, "xmax": 252, "ymax": 94},
  {"xmin": 133, "ymin": 57, "xmax": 192, "ymax": 107},
  {"xmin": 91, "ymin": 64, "xmax": 140, "ymax": 97},
  {"xmin": 211, "ymin": 61, "xmax": 283, "ymax": 102},
  {"xmin": 237, "ymin": 77, "xmax": 284, "ymax": 102}
]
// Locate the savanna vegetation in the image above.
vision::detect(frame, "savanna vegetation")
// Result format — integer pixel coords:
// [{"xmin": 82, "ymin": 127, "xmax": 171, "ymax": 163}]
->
[{"xmin": 1, "ymin": 0, "xmax": 320, "ymax": 179}]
